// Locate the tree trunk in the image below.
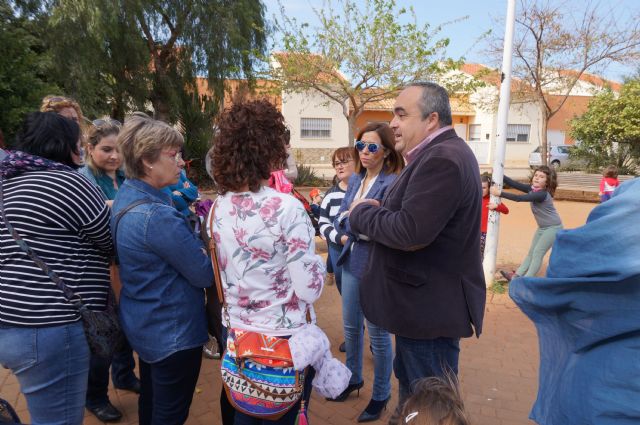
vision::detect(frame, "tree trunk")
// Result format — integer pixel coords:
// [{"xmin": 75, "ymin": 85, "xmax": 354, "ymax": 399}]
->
[
  {"xmin": 347, "ymin": 114, "xmax": 358, "ymax": 147},
  {"xmin": 539, "ymin": 98, "xmax": 549, "ymax": 166}
]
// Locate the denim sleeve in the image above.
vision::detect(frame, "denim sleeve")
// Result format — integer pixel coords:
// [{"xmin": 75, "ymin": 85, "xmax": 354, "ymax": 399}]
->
[{"xmin": 145, "ymin": 206, "xmax": 213, "ymax": 288}]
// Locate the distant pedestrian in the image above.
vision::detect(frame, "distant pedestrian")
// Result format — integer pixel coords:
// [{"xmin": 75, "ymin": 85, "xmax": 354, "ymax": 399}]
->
[
  {"xmin": 598, "ymin": 164, "xmax": 620, "ymax": 203},
  {"xmin": 480, "ymin": 174, "xmax": 508, "ymax": 260},
  {"xmin": 492, "ymin": 166, "xmax": 562, "ymax": 281}
]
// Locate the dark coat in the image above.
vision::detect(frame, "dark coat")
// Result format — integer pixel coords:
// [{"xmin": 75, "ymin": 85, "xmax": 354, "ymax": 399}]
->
[
  {"xmin": 335, "ymin": 170, "xmax": 397, "ymax": 280},
  {"xmin": 349, "ymin": 129, "xmax": 486, "ymax": 339}
]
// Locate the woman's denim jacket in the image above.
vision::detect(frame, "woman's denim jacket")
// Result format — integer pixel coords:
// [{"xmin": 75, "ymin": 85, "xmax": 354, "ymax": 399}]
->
[
  {"xmin": 335, "ymin": 169, "xmax": 397, "ymax": 280},
  {"xmin": 112, "ymin": 179, "xmax": 213, "ymax": 363}
]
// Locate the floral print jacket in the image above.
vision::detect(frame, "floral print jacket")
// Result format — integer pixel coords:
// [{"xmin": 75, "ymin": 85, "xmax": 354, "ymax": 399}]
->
[{"xmin": 208, "ymin": 187, "xmax": 325, "ymax": 336}]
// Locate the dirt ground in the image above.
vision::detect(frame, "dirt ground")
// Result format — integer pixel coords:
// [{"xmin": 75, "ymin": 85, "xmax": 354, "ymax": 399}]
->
[{"xmin": 0, "ymin": 199, "xmax": 597, "ymax": 425}]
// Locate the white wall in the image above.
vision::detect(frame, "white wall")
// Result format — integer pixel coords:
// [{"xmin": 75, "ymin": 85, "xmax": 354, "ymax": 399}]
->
[{"xmin": 281, "ymin": 89, "xmax": 350, "ymax": 151}]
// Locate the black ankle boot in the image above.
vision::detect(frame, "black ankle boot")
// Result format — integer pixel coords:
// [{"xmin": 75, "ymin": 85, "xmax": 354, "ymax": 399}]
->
[
  {"xmin": 357, "ymin": 396, "xmax": 390, "ymax": 422},
  {"xmin": 325, "ymin": 381, "xmax": 364, "ymax": 402}
]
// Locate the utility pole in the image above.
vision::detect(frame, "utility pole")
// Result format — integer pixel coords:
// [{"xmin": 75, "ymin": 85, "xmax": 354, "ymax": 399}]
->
[{"xmin": 483, "ymin": 0, "xmax": 516, "ymax": 286}]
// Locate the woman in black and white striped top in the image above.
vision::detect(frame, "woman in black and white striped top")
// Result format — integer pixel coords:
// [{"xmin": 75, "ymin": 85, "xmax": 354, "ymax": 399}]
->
[
  {"xmin": 318, "ymin": 147, "xmax": 355, "ymax": 294},
  {"xmin": 0, "ymin": 112, "xmax": 112, "ymax": 425}
]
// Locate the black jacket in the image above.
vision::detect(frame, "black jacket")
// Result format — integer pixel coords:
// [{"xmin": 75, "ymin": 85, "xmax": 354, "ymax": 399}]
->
[{"xmin": 349, "ymin": 129, "xmax": 486, "ymax": 339}]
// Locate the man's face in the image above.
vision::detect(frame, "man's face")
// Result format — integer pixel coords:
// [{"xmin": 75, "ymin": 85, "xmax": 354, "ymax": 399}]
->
[{"xmin": 390, "ymin": 86, "xmax": 437, "ymax": 156}]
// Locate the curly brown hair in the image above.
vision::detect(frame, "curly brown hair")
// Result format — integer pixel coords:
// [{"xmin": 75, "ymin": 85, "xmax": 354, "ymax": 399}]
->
[{"xmin": 212, "ymin": 100, "xmax": 288, "ymax": 194}]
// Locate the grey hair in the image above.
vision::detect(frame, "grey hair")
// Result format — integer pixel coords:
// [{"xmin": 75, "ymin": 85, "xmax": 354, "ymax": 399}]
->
[{"xmin": 406, "ymin": 82, "xmax": 452, "ymax": 127}]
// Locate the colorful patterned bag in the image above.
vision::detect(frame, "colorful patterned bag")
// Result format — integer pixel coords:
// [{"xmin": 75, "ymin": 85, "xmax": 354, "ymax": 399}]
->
[
  {"xmin": 208, "ymin": 203, "xmax": 305, "ymax": 420},
  {"xmin": 221, "ymin": 329, "xmax": 304, "ymax": 420}
]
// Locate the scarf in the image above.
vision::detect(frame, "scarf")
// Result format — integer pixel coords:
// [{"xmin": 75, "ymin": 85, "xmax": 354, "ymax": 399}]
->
[{"xmin": 1, "ymin": 151, "xmax": 74, "ymax": 179}]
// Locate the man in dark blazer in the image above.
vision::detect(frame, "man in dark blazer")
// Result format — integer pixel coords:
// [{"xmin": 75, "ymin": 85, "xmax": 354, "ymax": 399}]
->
[{"xmin": 348, "ymin": 82, "xmax": 486, "ymax": 406}]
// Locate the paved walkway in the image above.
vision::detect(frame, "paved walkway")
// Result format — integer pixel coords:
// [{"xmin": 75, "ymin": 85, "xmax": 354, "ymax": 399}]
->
[{"xmin": 0, "ymin": 292, "xmax": 538, "ymax": 425}]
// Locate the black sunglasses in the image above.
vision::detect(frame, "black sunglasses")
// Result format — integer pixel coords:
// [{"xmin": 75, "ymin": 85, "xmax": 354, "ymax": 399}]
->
[{"xmin": 355, "ymin": 140, "xmax": 381, "ymax": 154}]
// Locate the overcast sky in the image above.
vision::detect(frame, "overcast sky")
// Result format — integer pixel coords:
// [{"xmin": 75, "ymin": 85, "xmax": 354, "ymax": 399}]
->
[{"xmin": 263, "ymin": 0, "xmax": 639, "ymax": 82}]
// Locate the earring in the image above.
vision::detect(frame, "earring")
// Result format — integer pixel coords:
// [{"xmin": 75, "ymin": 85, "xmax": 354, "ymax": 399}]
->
[{"xmin": 148, "ymin": 165, "xmax": 153, "ymax": 169}]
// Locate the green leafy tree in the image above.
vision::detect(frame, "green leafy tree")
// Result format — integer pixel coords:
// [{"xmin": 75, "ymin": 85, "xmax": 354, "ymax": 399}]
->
[
  {"xmin": 0, "ymin": 1, "xmax": 58, "ymax": 142},
  {"xmin": 271, "ymin": 0, "xmax": 471, "ymax": 145},
  {"xmin": 48, "ymin": 0, "xmax": 267, "ymax": 123},
  {"xmin": 570, "ymin": 79, "xmax": 640, "ymax": 174}
]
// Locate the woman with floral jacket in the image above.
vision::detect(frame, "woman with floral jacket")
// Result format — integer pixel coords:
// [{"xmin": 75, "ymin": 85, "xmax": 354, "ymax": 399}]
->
[{"xmin": 208, "ymin": 100, "xmax": 325, "ymax": 425}]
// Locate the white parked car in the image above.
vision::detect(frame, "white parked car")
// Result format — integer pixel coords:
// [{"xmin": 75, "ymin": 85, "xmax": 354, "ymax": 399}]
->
[{"xmin": 529, "ymin": 145, "xmax": 576, "ymax": 169}]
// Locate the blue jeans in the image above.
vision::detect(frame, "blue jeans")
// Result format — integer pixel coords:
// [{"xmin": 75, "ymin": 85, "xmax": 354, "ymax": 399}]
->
[
  {"xmin": 0, "ymin": 322, "xmax": 90, "ymax": 425},
  {"xmin": 327, "ymin": 242, "xmax": 343, "ymax": 294},
  {"xmin": 138, "ymin": 347, "xmax": 202, "ymax": 425},
  {"xmin": 342, "ymin": 258, "xmax": 393, "ymax": 401},
  {"xmin": 394, "ymin": 335, "xmax": 460, "ymax": 404},
  {"xmin": 86, "ymin": 338, "xmax": 138, "ymax": 408}
]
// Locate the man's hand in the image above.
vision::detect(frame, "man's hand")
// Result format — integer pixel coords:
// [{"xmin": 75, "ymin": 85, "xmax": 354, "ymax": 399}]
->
[
  {"xmin": 349, "ymin": 198, "xmax": 380, "ymax": 214},
  {"xmin": 490, "ymin": 186, "xmax": 502, "ymax": 197}
]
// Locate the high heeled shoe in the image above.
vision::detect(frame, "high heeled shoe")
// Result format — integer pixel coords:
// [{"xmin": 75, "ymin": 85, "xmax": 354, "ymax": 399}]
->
[
  {"xmin": 357, "ymin": 396, "xmax": 390, "ymax": 422},
  {"xmin": 325, "ymin": 381, "xmax": 364, "ymax": 402}
]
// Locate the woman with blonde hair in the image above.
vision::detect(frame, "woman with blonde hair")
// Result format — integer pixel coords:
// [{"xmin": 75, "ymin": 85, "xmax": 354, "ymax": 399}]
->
[
  {"xmin": 112, "ymin": 113, "xmax": 213, "ymax": 425},
  {"xmin": 78, "ymin": 118, "xmax": 141, "ymax": 422},
  {"xmin": 40, "ymin": 95, "xmax": 84, "ymax": 125}
]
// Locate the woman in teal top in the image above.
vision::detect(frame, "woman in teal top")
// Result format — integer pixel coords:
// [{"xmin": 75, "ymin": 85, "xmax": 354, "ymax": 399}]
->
[
  {"xmin": 78, "ymin": 119, "xmax": 125, "ymax": 205},
  {"xmin": 78, "ymin": 119, "xmax": 141, "ymax": 422}
]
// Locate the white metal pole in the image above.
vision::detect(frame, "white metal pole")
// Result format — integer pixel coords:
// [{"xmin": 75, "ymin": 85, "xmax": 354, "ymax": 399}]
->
[{"xmin": 483, "ymin": 0, "xmax": 516, "ymax": 287}]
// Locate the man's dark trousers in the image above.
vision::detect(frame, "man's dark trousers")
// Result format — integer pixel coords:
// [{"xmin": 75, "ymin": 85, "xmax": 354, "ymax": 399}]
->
[{"xmin": 394, "ymin": 335, "xmax": 460, "ymax": 402}]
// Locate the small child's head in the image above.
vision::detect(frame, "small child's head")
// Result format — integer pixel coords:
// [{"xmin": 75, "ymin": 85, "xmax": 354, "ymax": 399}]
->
[
  {"xmin": 603, "ymin": 164, "xmax": 618, "ymax": 178},
  {"xmin": 395, "ymin": 376, "xmax": 470, "ymax": 425},
  {"xmin": 531, "ymin": 165, "xmax": 557, "ymax": 196},
  {"xmin": 309, "ymin": 188, "xmax": 324, "ymax": 204},
  {"xmin": 480, "ymin": 174, "xmax": 491, "ymax": 197}
]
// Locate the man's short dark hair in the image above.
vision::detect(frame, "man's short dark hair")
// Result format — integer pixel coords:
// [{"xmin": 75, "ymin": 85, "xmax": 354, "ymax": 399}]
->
[
  {"xmin": 407, "ymin": 82, "xmax": 452, "ymax": 127},
  {"xmin": 14, "ymin": 112, "xmax": 81, "ymax": 168}
]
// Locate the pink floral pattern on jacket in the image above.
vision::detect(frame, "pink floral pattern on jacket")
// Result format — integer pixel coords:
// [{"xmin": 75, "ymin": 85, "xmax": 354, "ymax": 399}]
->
[{"xmin": 208, "ymin": 187, "xmax": 325, "ymax": 335}]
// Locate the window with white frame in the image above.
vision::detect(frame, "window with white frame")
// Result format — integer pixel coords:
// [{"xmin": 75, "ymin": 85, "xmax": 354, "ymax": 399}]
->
[
  {"xmin": 300, "ymin": 118, "xmax": 332, "ymax": 139},
  {"xmin": 469, "ymin": 124, "xmax": 481, "ymax": 141},
  {"xmin": 506, "ymin": 124, "xmax": 531, "ymax": 142}
]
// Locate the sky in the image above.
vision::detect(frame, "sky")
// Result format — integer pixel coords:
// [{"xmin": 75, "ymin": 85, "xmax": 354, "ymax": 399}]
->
[{"xmin": 263, "ymin": 0, "xmax": 639, "ymax": 82}]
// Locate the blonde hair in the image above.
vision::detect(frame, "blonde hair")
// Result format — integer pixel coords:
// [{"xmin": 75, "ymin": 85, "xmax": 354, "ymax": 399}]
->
[
  {"xmin": 392, "ymin": 375, "xmax": 470, "ymax": 425},
  {"xmin": 85, "ymin": 120, "xmax": 121, "ymax": 174},
  {"xmin": 40, "ymin": 95, "xmax": 84, "ymax": 125},
  {"xmin": 117, "ymin": 112, "xmax": 183, "ymax": 179}
]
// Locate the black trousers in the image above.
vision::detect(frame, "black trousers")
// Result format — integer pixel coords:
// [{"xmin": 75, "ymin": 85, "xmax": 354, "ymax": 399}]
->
[
  {"xmin": 86, "ymin": 338, "xmax": 137, "ymax": 408},
  {"xmin": 138, "ymin": 347, "xmax": 203, "ymax": 425}
]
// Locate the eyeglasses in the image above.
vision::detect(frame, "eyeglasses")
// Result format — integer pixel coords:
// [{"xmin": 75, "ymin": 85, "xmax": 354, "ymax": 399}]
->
[
  {"xmin": 92, "ymin": 118, "xmax": 122, "ymax": 128},
  {"xmin": 333, "ymin": 159, "xmax": 353, "ymax": 168},
  {"xmin": 355, "ymin": 140, "xmax": 382, "ymax": 154},
  {"xmin": 161, "ymin": 150, "xmax": 183, "ymax": 163}
]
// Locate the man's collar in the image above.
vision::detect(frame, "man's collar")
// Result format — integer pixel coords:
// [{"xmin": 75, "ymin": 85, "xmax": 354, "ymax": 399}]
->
[{"xmin": 405, "ymin": 125, "xmax": 454, "ymax": 164}]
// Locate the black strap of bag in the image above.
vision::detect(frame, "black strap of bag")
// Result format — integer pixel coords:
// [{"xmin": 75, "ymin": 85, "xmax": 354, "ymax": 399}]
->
[{"xmin": 0, "ymin": 170, "xmax": 148, "ymax": 308}]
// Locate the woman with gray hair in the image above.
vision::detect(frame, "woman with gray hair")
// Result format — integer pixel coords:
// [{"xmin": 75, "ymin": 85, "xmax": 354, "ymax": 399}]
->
[{"xmin": 112, "ymin": 113, "xmax": 213, "ymax": 425}]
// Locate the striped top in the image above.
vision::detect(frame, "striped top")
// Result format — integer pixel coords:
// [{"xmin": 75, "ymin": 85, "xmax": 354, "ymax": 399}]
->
[
  {"xmin": 0, "ymin": 170, "xmax": 113, "ymax": 327},
  {"xmin": 318, "ymin": 184, "xmax": 346, "ymax": 245}
]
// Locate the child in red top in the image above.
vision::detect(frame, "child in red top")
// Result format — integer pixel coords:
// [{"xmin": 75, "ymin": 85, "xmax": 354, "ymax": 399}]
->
[
  {"xmin": 599, "ymin": 165, "xmax": 620, "ymax": 203},
  {"xmin": 481, "ymin": 175, "xmax": 509, "ymax": 259}
]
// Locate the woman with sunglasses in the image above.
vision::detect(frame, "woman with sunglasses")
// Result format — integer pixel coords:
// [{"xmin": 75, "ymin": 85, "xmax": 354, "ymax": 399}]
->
[
  {"xmin": 112, "ymin": 113, "xmax": 213, "ymax": 425},
  {"xmin": 327, "ymin": 123, "xmax": 404, "ymax": 422},
  {"xmin": 77, "ymin": 119, "xmax": 142, "ymax": 422}
]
